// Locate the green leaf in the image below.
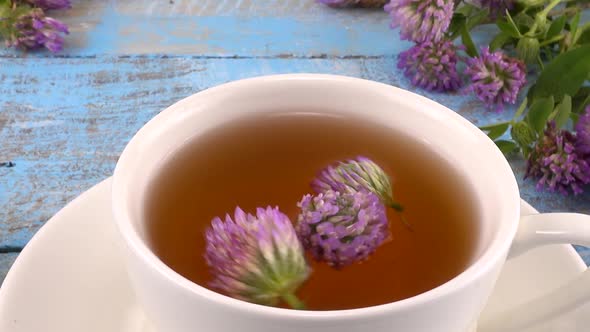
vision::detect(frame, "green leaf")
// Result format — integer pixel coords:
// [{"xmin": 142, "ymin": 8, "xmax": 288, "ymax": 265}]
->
[
  {"xmin": 574, "ymin": 86, "xmax": 590, "ymax": 98},
  {"xmin": 497, "ymin": 20, "xmax": 521, "ymax": 38},
  {"xmin": 528, "ymin": 44, "xmax": 590, "ymax": 102},
  {"xmin": 527, "ymin": 96, "xmax": 555, "ymax": 133},
  {"xmin": 545, "ymin": 16, "xmax": 566, "ymax": 40},
  {"xmin": 0, "ymin": 3, "xmax": 15, "ymax": 38},
  {"xmin": 574, "ymin": 95, "xmax": 590, "ymax": 114},
  {"xmin": 0, "ymin": 2, "xmax": 10, "ymax": 18},
  {"xmin": 579, "ymin": 29, "xmax": 590, "ymax": 45},
  {"xmin": 572, "ymin": 87, "xmax": 590, "ymax": 114},
  {"xmin": 573, "ymin": 22, "xmax": 590, "ymax": 46},
  {"xmin": 448, "ymin": 14, "xmax": 467, "ymax": 39},
  {"xmin": 461, "ymin": 25, "xmax": 478, "ymax": 57},
  {"xmin": 490, "ymin": 32, "xmax": 514, "ymax": 50},
  {"xmin": 467, "ymin": 9, "xmax": 490, "ymax": 30},
  {"xmin": 513, "ymin": 12, "xmax": 535, "ymax": 32},
  {"xmin": 569, "ymin": 12, "xmax": 581, "ymax": 41},
  {"xmin": 455, "ymin": 3, "xmax": 477, "ymax": 16},
  {"xmin": 479, "ymin": 121, "xmax": 510, "ymax": 130},
  {"xmin": 481, "ymin": 122, "xmax": 510, "ymax": 140},
  {"xmin": 552, "ymin": 95, "xmax": 572, "ymax": 129},
  {"xmin": 495, "ymin": 140, "xmax": 519, "ymax": 155}
]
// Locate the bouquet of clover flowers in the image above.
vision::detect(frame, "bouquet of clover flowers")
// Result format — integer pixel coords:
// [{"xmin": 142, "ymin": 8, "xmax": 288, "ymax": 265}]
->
[
  {"xmin": 204, "ymin": 157, "xmax": 404, "ymax": 308},
  {"xmin": 0, "ymin": 0, "xmax": 70, "ymax": 52},
  {"xmin": 319, "ymin": 0, "xmax": 590, "ymax": 196}
]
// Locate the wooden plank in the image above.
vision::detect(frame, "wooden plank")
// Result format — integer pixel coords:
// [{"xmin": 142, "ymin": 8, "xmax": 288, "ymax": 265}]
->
[
  {"xmin": 1, "ymin": 56, "xmax": 589, "ymax": 249},
  {"xmin": 0, "ymin": 1, "xmax": 584, "ymax": 57},
  {"xmin": 0, "ymin": 253, "xmax": 19, "ymax": 287},
  {"xmin": 0, "ymin": 0, "xmax": 405, "ymax": 57}
]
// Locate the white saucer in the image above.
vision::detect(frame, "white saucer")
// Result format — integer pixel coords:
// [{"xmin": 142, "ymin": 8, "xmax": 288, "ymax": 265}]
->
[{"xmin": 0, "ymin": 179, "xmax": 588, "ymax": 332}]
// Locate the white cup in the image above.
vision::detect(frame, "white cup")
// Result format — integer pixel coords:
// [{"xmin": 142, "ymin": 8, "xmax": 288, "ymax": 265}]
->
[{"xmin": 112, "ymin": 74, "xmax": 590, "ymax": 332}]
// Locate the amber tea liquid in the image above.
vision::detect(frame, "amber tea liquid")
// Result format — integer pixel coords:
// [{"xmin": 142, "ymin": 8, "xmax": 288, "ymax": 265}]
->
[{"xmin": 145, "ymin": 112, "xmax": 479, "ymax": 310}]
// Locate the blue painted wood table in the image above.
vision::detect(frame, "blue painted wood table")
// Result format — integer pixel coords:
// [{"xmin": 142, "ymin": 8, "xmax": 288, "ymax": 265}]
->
[{"xmin": 1, "ymin": 0, "xmax": 589, "ymax": 284}]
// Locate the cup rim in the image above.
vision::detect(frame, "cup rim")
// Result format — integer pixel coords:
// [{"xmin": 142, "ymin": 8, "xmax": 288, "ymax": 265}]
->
[{"xmin": 112, "ymin": 73, "xmax": 521, "ymax": 320}]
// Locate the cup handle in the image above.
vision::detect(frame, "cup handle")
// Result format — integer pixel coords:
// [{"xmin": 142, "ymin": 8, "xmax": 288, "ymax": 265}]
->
[{"xmin": 478, "ymin": 213, "xmax": 590, "ymax": 332}]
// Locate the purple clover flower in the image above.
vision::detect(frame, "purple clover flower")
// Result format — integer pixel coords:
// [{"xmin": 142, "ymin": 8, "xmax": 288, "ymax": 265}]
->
[
  {"xmin": 526, "ymin": 122, "xmax": 590, "ymax": 195},
  {"xmin": 296, "ymin": 190, "xmax": 390, "ymax": 268},
  {"xmin": 575, "ymin": 106, "xmax": 590, "ymax": 155},
  {"xmin": 205, "ymin": 207, "xmax": 309, "ymax": 307},
  {"xmin": 384, "ymin": 0, "xmax": 454, "ymax": 43},
  {"xmin": 8, "ymin": 9, "xmax": 69, "ymax": 52},
  {"xmin": 312, "ymin": 156, "xmax": 402, "ymax": 211},
  {"xmin": 398, "ymin": 40, "xmax": 462, "ymax": 92},
  {"xmin": 465, "ymin": 47, "xmax": 526, "ymax": 112},
  {"xmin": 317, "ymin": 0, "xmax": 388, "ymax": 7},
  {"xmin": 26, "ymin": 0, "xmax": 71, "ymax": 10}
]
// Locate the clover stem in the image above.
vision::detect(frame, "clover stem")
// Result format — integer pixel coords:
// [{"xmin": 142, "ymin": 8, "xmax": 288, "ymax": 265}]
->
[{"xmin": 282, "ymin": 293, "xmax": 306, "ymax": 310}]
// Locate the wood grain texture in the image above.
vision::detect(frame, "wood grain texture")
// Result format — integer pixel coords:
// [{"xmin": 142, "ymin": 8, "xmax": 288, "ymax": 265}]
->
[{"xmin": 0, "ymin": 0, "xmax": 404, "ymax": 56}]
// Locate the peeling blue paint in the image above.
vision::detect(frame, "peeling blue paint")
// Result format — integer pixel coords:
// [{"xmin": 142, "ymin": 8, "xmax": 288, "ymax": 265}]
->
[{"xmin": 83, "ymin": 10, "xmax": 407, "ymax": 56}]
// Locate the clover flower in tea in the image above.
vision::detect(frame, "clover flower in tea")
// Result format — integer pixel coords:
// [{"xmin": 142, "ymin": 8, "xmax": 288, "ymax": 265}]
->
[
  {"xmin": 312, "ymin": 156, "xmax": 403, "ymax": 211},
  {"xmin": 205, "ymin": 207, "xmax": 310, "ymax": 309},
  {"xmin": 296, "ymin": 190, "xmax": 389, "ymax": 268},
  {"xmin": 384, "ymin": 0, "xmax": 454, "ymax": 43}
]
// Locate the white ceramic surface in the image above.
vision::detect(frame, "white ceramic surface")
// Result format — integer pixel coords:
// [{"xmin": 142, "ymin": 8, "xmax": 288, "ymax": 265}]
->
[
  {"xmin": 0, "ymin": 179, "xmax": 588, "ymax": 332},
  {"xmin": 111, "ymin": 74, "xmax": 590, "ymax": 332}
]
